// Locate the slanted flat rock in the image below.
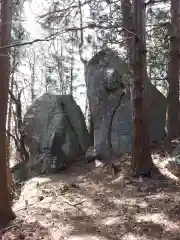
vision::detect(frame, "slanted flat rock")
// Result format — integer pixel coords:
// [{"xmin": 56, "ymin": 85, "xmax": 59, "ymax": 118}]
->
[{"xmin": 22, "ymin": 93, "xmax": 90, "ymax": 178}]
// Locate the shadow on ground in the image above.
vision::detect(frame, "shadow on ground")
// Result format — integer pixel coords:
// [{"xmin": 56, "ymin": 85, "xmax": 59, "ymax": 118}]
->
[{"xmin": 3, "ymin": 152, "xmax": 180, "ymax": 240}]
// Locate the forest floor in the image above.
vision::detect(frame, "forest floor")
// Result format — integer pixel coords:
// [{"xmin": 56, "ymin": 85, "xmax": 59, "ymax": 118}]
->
[{"xmin": 2, "ymin": 144, "xmax": 180, "ymax": 240}]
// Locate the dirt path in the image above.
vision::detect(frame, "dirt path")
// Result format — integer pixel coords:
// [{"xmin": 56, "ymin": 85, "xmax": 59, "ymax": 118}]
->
[{"xmin": 2, "ymin": 154, "xmax": 180, "ymax": 240}]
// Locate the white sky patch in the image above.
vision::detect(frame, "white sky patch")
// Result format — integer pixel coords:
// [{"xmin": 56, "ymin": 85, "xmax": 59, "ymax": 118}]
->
[
  {"xmin": 23, "ymin": 1, "xmax": 44, "ymax": 39},
  {"xmin": 21, "ymin": 0, "xmax": 88, "ymax": 113}
]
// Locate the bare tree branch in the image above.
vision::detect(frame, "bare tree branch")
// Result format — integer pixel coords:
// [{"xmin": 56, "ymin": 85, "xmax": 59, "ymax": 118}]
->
[
  {"xmin": 39, "ymin": 0, "xmax": 121, "ymax": 19},
  {"xmin": 6, "ymin": 130, "xmax": 19, "ymax": 151},
  {"xmin": 65, "ymin": 23, "xmax": 137, "ymax": 36},
  {"xmin": 0, "ymin": 23, "xmax": 137, "ymax": 50},
  {"xmin": 145, "ymin": 0, "xmax": 169, "ymax": 6},
  {"xmin": 8, "ymin": 89, "xmax": 17, "ymax": 103},
  {"xmin": 0, "ymin": 32, "xmax": 60, "ymax": 50}
]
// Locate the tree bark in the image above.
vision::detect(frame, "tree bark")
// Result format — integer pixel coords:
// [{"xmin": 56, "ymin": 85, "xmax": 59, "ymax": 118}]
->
[
  {"xmin": 121, "ymin": 0, "xmax": 133, "ymax": 64},
  {"xmin": 6, "ymin": 71, "xmax": 15, "ymax": 200},
  {"xmin": 9, "ymin": 89, "xmax": 29, "ymax": 162},
  {"xmin": 89, "ymin": 114, "xmax": 94, "ymax": 145},
  {"xmin": 131, "ymin": 0, "xmax": 153, "ymax": 176},
  {"xmin": 6, "ymin": 50, "xmax": 15, "ymax": 162},
  {"xmin": 0, "ymin": 0, "xmax": 15, "ymax": 227},
  {"xmin": 166, "ymin": 0, "xmax": 180, "ymax": 140},
  {"xmin": 30, "ymin": 51, "xmax": 36, "ymax": 101},
  {"xmin": 70, "ymin": 53, "xmax": 74, "ymax": 96}
]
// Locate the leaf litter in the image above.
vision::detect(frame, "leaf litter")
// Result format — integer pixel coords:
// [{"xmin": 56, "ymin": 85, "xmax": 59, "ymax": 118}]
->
[{"xmin": 2, "ymin": 144, "xmax": 180, "ymax": 240}]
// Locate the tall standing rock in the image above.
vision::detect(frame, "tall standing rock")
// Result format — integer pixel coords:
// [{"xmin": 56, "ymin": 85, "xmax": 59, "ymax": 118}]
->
[{"xmin": 85, "ymin": 48, "xmax": 166, "ymax": 158}]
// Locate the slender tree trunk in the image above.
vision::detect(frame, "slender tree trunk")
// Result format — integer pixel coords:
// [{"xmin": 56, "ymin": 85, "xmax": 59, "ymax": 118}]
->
[
  {"xmin": 6, "ymin": 52, "xmax": 15, "ymax": 162},
  {"xmin": 6, "ymin": 67, "xmax": 15, "ymax": 200},
  {"xmin": 6, "ymin": 89, "xmax": 13, "ymax": 162},
  {"xmin": 131, "ymin": 0, "xmax": 153, "ymax": 176},
  {"xmin": 9, "ymin": 90, "xmax": 29, "ymax": 162},
  {"xmin": 60, "ymin": 38, "xmax": 65, "ymax": 94},
  {"xmin": 121, "ymin": 0, "xmax": 153, "ymax": 175},
  {"xmin": 121, "ymin": 0, "xmax": 133, "ymax": 64},
  {"xmin": 30, "ymin": 52, "xmax": 36, "ymax": 101},
  {"xmin": 167, "ymin": 0, "xmax": 180, "ymax": 140},
  {"xmin": 89, "ymin": 113, "xmax": 94, "ymax": 145},
  {"xmin": 6, "ymin": 161, "xmax": 14, "ymax": 203},
  {"xmin": 70, "ymin": 54, "xmax": 74, "ymax": 95},
  {"xmin": 0, "ymin": 0, "xmax": 15, "ymax": 227}
]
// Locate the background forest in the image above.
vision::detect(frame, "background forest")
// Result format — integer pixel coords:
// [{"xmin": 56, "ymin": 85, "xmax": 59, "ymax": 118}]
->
[
  {"xmin": 7, "ymin": 0, "xmax": 172, "ymax": 167},
  {"xmin": 9, "ymin": 0, "xmax": 170, "ymax": 131}
]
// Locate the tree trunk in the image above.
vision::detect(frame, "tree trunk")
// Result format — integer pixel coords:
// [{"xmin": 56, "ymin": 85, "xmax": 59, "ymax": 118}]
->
[
  {"xmin": 0, "ymin": 0, "xmax": 15, "ymax": 227},
  {"xmin": 89, "ymin": 114, "xmax": 94, "ymax": 146},
  {"xmin": 6, "ymin": 161, "xmax": 15, "ymax": 203},
  {"xmin": 131, "ymin": 0, "xmax": 153, "ymax": 176},
  {"xmin": 30, "ymin": 52, "xmax": 36, "ymax": 101},
  {"xmin": 6, "ymin": 71, "xmax": 15, "ymax": 201},
  {"xmin": 166, "ymin": 0, "xmax": 180, "ymax": 140},
  {"xmin": 6, "ymin": 52, "xmax": 15, "ymax": 162},
  {"xmin": 70, "ymin": 54, "xmax": 74, "ymax": 95},
  {"xmin": 121, "ymin": 0, "xmax": 133, "ymax": 64}
]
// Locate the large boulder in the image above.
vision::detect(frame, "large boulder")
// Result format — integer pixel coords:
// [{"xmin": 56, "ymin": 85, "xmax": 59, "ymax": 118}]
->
[
  {"xmin": 85, "ymin": 48, "xmax": 166, "ymax": 157},
  {"xmin": 22, "ymin": 93, "xmax": 90, "ymax": 177}
]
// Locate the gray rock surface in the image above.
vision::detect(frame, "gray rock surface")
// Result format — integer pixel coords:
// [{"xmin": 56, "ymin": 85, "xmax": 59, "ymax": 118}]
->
[
  {"xmin": 23, "ymin": 93, "xmax": 90, "ymax": 177},
  {"xmin": 85, "ymin": 146, "xmax": 96, "ymax": 160},
  {"xmin": 85, "ymin": 146, "xmax": 100, "ymax": 162},
  {"xmin": 167, "ymin": 143, "xmax": 180, "ymax": 177},
  {"xmin": 85, "ymin": 48, "xmax": 166, "ymax": 157}
]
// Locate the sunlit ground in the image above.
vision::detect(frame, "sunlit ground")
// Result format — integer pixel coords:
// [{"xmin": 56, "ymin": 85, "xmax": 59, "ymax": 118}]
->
[{"xmin": 3, "ymin": 151, "xmax": 180, "ymax": 240}]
